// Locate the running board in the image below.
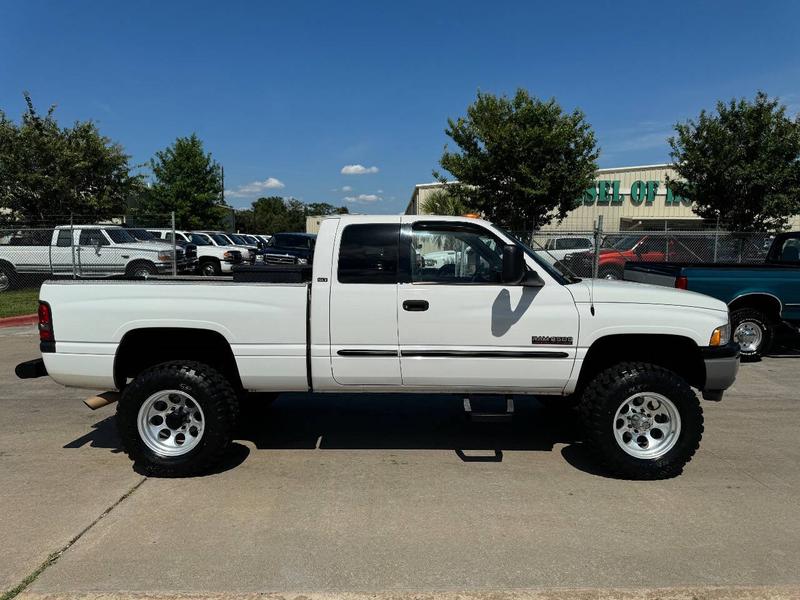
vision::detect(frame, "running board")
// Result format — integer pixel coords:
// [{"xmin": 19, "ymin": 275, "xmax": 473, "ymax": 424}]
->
[{"xmin": 463, "ymin": 396, "xmax": 514, "ymax": 422}]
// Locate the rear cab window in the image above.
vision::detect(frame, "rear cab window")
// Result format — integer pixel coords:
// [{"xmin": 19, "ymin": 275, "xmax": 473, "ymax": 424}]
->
[{"xmin": 337, "ymin": 224, "xmax": 399, "ymax": 284}]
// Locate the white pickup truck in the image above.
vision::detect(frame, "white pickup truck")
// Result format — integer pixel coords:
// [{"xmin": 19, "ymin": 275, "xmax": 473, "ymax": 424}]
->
[
  {"xmin": 0, "ymin": 225, "xmax": 191, "ymax": 291},
  {"xmin": 16, "ymin": 215, "xmax": 739, "ymax": 479}
]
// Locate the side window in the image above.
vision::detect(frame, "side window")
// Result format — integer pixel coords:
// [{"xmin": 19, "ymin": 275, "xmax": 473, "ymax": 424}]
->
[
  {"xmin": 164, "ymin": 232, "xmax": 175, "ymax": 242},
  {"xmin": 411, "ymin": 225, "xmax": 503, "ymax": 284},
  {"xmin": 779, "ymin": 238, "xmax": 800, "ymax": 262},
  {"xmin": 79, "ymin": 229, "xmax": 108, "ymax": 246},
  {"xmin": 337, "ymin": 224, "xmax": 399, "ymax": 284},
  {"xmin": 56, "ymin": 230, "xmax": 73, "ymax": 247}
]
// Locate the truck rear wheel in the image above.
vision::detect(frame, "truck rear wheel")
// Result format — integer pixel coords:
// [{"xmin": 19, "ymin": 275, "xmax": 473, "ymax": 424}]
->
[
  {"xmin": 117, "ymin": 361, "xmax": 239, "ymax": 477},
  {"xmin": 578, "ymin": 362, "xmax": 703, "ymax": 480},
  {"xmin": 126, "ymin": 261, "xmax": 158, "ymax": 278},
  {"xmin": 731, "ymin": 308, "xmax": 773, "ymax": 362}
]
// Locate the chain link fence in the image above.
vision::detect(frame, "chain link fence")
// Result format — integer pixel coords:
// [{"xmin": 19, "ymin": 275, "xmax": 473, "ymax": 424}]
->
[
  {"xmin": 513, "ymin": 221, "xmax": 775, "ymax": 280},
  {"xmin": 0, "ymin": 214, "xmax": 193, "ymax": 297}
]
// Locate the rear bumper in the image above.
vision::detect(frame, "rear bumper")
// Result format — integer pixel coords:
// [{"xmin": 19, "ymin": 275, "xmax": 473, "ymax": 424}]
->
[{"xmin": 700, "ymin": 342, "xmax": 740, "ymax": 401}]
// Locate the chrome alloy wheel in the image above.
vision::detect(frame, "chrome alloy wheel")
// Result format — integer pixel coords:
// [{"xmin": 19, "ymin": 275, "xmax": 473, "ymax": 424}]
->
[
  {"xmin": 734, "ymin": 320, "xmax": 762, "ymax": 354},
  {"xmin": 137, "ymin": 390, "xmax": 205, "ymax": 457},
  {"xmin": 0, "ymin": 271, "xmax": 9, "ymax": 292},
  {"xmin": 613, "ymin": 392, "xmax": 681, "ymax": 459}
]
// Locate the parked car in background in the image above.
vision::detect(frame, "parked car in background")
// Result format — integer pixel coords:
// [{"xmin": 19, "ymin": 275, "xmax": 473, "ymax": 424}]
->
[
  {"xmin": 194, "ymin": 231, "xmax": 257, "ymax": 264},
  {"xmin": 558, "ymin": 234, "xmax": 711, "ymax": 280},
  {"xmin": 148, "ymin": 229, "xmax": 244, "ymax": 276},
  {"xmin": 625, "ymin": 231, "xmax": 800, "ymax": 360},
  {"xmin": 125, "ymin": 228, "xmax": 198, "ymax": 271},
  {"xmin": 0, "ymin": 225, "xmax": 190, "ymax": 291},
  {"xmin": 534, "ymin": 235, "xmax": 594, "ymax": 264},
  {"xmin": 263, "ymin": 232, "xmax": 316, "ymax": 265}
]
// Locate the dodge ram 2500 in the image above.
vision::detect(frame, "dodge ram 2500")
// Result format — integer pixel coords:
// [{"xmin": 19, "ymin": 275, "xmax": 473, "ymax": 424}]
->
[{"xmin": 16, "ymin": 215, "xmax": 739, "ymax": 479}]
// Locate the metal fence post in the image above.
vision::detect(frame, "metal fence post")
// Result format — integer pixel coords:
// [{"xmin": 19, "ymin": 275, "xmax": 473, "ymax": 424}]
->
[
  {"xmin": 592, "ymin": 215, "xmax": 603, "ymax": 279},
  {"xmin": 70, "ymin": 214, "xmax": 76, "ymax": 279},
  {"xmin": 713, "ymin": 215, "xmax": 720, "ymax": 263},
  {"xmin": 171, "ymin": 211, "xmax": 177, "ymax": 277}
]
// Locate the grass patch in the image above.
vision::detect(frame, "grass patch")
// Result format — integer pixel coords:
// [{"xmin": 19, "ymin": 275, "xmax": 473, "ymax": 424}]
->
[{"xmin": 0, "ymin": 288, "xmax": 39, "ymax": 319}]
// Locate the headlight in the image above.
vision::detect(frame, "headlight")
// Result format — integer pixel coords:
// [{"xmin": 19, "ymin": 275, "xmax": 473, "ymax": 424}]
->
[
  {"xmin": 709, "ymin": 323, "xmax": 730, "ymax": 347},
  {"xmin": 157, "ymin": 251, "xmax": 173, "ymax": 261},
  {"xmin": 297, "ymin": 257, "xmax": 308, "ymax": 265}
]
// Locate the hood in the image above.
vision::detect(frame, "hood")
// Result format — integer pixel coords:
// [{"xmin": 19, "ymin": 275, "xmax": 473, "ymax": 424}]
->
[
  {"xmin": 112, "ymin": 242, "xmax": 178, "ymax": 253},
  {"xmin": 568, "ymin": 279, "xmax": 728, "ymax": 313}
]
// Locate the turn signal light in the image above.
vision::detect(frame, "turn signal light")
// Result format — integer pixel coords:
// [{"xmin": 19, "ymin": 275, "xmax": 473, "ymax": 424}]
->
[{"xmin": 675, "ymin": 276, "xmax": 688, "ymax": 290}]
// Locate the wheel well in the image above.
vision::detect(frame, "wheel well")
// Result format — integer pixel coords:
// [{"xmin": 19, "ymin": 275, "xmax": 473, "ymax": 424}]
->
[
  {"xmin": 728, "ymin": 294, "xmax": 782, "ymax": 320},
  {"xmin": 577, "ymin": 334, "xmax": 705, "ymax": 392},
  {"xmin": 0, "ymin": 259, "xmax": 15, "ymax": 272},
  {"xmin": 114, "ymin": 328, "xmax": 242, "ymax": 391}
]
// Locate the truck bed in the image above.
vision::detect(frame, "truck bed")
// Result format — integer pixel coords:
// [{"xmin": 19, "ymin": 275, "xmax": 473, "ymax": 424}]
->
[{"xmin": 39, "ymin": 278, "xmax": 311, "ymax": 390}]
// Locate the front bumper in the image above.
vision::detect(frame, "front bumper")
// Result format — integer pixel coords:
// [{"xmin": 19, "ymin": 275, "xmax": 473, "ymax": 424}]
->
[{"xmin": 700, "ymin": 342, "xmax": 740, "ymax": 401}]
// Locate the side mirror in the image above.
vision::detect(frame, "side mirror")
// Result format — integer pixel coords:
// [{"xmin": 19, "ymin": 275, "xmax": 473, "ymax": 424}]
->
[{"xmin": 502, "ymin": 244, "xmax": 525, "ymax": 284}]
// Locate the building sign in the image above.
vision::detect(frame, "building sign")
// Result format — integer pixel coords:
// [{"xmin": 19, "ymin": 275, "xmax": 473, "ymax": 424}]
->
[{"xmin": 582, "ymin": 180, "xmax": 690, "ymax": 207}]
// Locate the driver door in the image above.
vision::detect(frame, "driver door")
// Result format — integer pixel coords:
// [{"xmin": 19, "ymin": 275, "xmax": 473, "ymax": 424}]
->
[{"xmin": 397, "ymin": 219, "xmax": 578, "ymax": 392}]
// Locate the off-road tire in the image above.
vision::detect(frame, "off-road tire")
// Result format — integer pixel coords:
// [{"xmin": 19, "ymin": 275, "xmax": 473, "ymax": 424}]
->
[
  {"xmin": 117, "ymin": 361, "xmax": 239, "ymax": 477},
  {"xmin": 578, "ymin": 362, "xmax": 703, "ymax": 480},
  {"xmin": 730, "ymin": 307, "xmax": 773, "ymax": 362}
]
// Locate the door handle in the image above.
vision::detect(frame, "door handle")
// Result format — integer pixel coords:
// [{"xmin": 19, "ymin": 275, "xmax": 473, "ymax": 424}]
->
[{"xmin": 403, "ymin": 300, "xmax": 429, "ymax": 312}]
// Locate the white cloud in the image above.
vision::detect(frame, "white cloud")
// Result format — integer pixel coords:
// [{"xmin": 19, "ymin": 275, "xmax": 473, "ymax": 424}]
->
[
  {"xmin": 225, "ymin": 177, "xmax": 285, "ymax": 198},
  {"xmin": 341, "ymin": 185, "xmax": 353, "ymax": 192},
  {"xmin": 376, "ymin": 189, "xmax": 383, "ymax": 193},
  {"xmin": 344, "ymin": 193, "xmax": 381, "ymax": 203},
  {"xmin": 341, "ymin": 164, "xmax": 379, "ymax": 175}
]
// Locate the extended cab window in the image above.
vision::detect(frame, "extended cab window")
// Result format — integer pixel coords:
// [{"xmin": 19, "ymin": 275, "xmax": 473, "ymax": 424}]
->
[
  {"xmin": 412, "ymin": 225, "xmax": 503, "ymax": 284},
  {"xmin": 56, "ymin": 230, "xmax": 73, "ymax": 247},
  {"xmin": 337, "ymin": 224, "xmax": 399, "ymax": 284}
]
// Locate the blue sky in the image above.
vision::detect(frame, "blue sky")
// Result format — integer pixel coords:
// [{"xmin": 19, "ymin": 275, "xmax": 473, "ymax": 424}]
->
[{"xmin": 2, "ymin": 0, "xmax": 799, "ymax": 214}]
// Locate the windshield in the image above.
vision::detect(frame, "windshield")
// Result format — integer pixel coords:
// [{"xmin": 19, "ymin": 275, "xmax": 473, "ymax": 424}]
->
[
  {"xmin": 188, "ymin": 233, "xmax": 210, "ymax": 245},
  {"xmin": 494, "ymin": 227, "xmax": 579, "ymax": 284},
  {"xmin": 128, "ymin": 229, "xmax": 155, "ymax": 241},
  {"xmin": 106, "ymin": 229, "xmax": 137, "ymax": 244},
  {"xmin": 229, "ymin": 234, "xmax": 250, "ymax": 245},
  {"xmin": 603, "ymin": 235, "xmax": 640, "ymax": 250},
  {"xmin": 211, "ymin": 234, "xmax": 231, "ymax": 246}
]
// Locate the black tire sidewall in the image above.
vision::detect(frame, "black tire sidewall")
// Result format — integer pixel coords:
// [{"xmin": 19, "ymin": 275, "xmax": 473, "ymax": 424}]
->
[
  {"xmin": 200, "ymin": 260, "xmax": 220, "ymax": 276},
  {"xmin": 117, "ymin": 362, "xmax": 237, "ymax": 476},
  {"xmin": 580, "ymin": 363, "xmax": 703, "ymax": 479}
]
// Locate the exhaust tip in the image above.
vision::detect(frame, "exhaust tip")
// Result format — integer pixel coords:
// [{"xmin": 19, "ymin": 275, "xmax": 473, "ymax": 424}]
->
[{"xmin": 84, "ymin": 391, "xmax": 121, "ymax": 410}]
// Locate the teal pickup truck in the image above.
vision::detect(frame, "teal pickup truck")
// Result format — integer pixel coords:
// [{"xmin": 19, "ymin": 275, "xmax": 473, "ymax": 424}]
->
[{"xmin": 624, "ymin": 232, "xmax": 800, "ymax": 361}]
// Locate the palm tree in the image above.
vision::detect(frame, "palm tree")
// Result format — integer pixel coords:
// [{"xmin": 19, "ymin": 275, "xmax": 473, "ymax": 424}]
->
[{"xmin": 421, "ymin": 190, "xmax": 471, "ymax": 216}]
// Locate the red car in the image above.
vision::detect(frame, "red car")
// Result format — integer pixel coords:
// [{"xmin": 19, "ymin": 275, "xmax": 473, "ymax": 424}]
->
[{"xmin": 561, "ymin": 234, "xmax": 688, "ymax": 279}]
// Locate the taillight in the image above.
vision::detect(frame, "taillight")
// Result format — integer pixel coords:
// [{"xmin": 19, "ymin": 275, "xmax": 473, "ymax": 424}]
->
[
  {"xmin": 38, "ymin": 301, "xmax": 54, "ymax": 342},
  {"xmin": 675, "ymin": 276, "xmax": 688, "ymax": 290}
]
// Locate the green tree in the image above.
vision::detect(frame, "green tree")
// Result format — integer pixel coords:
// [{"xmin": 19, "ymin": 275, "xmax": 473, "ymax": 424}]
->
[
  {"xmin": 436, "ymin": 89, "xmax": 598, "ymax": 231},
  {"xmin": 0, "ymin": 93, "xmax": 141, "ymax": 225},
  {"xmin": 141, "ymin": 134, "xmax": 226, "ymax": 230},
  {"xmin": 668, "ymin": 91, "xmax": 800, "ymax": 232},
  {"xmin": 248, "ymin": 197, "xmax": 347, "ymax": 233},
  {"xmin": 420, "ymin": 189, "xmax": 471, "ymax": 216}
]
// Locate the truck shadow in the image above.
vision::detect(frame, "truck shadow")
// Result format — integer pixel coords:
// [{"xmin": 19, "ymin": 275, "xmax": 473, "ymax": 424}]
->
[
  {"xmin": 64, "ymin": 395, "xmax": 609, "ymax": 477},
  {"xmin": 239, "ymin": 394, "xmax": 577, "ymax": 453}
]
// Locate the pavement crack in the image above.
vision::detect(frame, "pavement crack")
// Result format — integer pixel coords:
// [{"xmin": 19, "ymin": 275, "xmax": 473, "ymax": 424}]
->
[{"xmin": 0, "ymin": 477, "xmax": 147, "ymax": 600}]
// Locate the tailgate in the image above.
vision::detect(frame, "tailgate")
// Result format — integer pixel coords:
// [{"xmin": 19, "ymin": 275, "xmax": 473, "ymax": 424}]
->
[{"xmin": 623, "ymin": 262, "xmax": 683, "ymax": 287}]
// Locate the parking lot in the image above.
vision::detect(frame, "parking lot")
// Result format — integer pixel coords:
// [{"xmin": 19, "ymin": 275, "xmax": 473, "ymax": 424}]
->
[{"xmin": 2, "ymin": 324, "xmax": 800, "ymax": 599}]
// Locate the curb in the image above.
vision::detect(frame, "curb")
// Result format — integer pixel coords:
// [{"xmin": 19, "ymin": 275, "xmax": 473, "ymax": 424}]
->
[{"xmin": 0, "ymin": 313, "xmax": 37, "ymax": 328}]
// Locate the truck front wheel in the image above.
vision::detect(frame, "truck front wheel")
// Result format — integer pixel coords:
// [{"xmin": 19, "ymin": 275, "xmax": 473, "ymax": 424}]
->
[
  {"xmin": 578, "ymin": 362, "xmax": 703, "ymax": 480},
  {"xmin": 730, "ymin": 308, "xmax": 773, "ymax": 362},
  {"xmin": 117, "ymin": 361, "xmax": 239, "ymax": 477}
]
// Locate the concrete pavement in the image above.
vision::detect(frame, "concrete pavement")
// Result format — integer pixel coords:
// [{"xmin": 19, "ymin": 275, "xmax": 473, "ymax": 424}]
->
[{"xmin": 1, "ymin": 325, "xmax": 799, "ymax": 599}]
